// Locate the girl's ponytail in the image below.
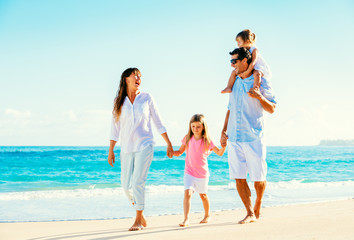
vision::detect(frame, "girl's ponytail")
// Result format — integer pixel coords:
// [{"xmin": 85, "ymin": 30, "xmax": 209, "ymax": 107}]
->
[
  {"xmin": 236, "ymin": 29, "xmax": 256, "ymax": 44},
  {"xmin": 251, "ymin": 32, "xmax": 256, "ymax": 43}
]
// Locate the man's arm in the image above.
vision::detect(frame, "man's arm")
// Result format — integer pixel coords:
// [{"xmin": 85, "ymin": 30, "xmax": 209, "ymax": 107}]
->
[
  {"xmin": 248, "ymin": 88, "xmax": 276, "ymax": 114},
  {"xmin": 220, "ymin": 110, "xmax": 230, "ymax": 147}
]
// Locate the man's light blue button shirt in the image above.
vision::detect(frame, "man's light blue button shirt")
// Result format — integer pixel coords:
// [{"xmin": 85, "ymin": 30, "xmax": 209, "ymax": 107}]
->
[{"xmin": 227, "ymin": 74, "xmax": 276, "ymax": 143}]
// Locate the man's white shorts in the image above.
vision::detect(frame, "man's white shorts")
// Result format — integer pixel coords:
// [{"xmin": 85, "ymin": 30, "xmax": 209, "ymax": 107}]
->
[
  {"xmin": 228, "ymin": 140, "xmax": 267, "ymax": 181},
  {"xmin": 184, "ymin": 173, "xmax": 209, "ymax": 194}
]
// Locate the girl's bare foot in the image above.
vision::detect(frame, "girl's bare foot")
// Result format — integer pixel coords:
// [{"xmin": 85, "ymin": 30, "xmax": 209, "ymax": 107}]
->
[
  {"xmin": 238, "ymin": 214, "xmax": 256, "ymax": 224},
  {"xmin": 179, "ymin": 219, "xmax": 189, "ymax": 227},
  {"xmin": 129, "ymin": 221, "xmax": 144, "ymax": 231},
  {"xmin": 221, "ymin": 87, "xmax": 232, "ymax": 93},
  {"xmin": 200, "ymin": 215, "xmax": 211, "ymax": 224}
]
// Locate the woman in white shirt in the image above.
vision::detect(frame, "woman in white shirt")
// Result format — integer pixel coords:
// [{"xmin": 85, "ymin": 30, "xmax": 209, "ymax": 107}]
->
[{"xmin": 108, "ymin": 67, "xmax": 173, "ymax": 231}]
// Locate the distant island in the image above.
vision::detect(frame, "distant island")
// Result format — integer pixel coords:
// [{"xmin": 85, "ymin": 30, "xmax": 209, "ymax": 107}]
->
[{"xmin": 319, "ymin": 139, "xmax": 354, "ymax": 146}]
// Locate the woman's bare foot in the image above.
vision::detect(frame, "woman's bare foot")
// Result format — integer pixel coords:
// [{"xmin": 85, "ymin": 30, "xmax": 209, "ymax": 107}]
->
[
  {"xmin": 179, "ymin": 219, "xmax": 189, "ymax": 227},
  {"xmin": 141, "ymin": 214, "xmax": 147, "ymax": 227},
  {"xmin": 238, "ymin": 214, "xmax": 256, "ymax": 224},
  {"xmin": 129, "ymin": 221, "xmax": 144, "ymax": 231},
  {"xmin": 200, "ymin": 215, "xmax": 211, "ymax": 224},
  {"xmin": 221, "ymin": 87, "xmax": 232, "ymax": 93}
]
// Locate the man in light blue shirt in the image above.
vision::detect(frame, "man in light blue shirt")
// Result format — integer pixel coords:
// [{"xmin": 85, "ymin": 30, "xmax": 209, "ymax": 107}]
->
[{"xmin": 220, "ymin": 47, "xmax": 276, "ymax": 224}]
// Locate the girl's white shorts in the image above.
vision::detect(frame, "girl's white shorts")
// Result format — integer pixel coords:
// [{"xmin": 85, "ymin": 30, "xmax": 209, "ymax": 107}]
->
[{"xmin": 184, "ymin": 173, "xmax": 209, "ymax": 194}]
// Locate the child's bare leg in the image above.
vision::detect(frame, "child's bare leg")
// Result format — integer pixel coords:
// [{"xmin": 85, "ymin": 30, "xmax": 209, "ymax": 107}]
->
[
  {"xmin": 253, "ymin": 70, "xmax": 263, "ymax": 89},
  {"xmin": 179, "ymin": 189, "xmax": 193, "ymax": 227},
  {"xmin": 221, "ymin": 70, "xmax": 237, "ymax": 93},
  {"xmin": 199, "ymin": 193, "xmax": 210, "ymax": 223}
]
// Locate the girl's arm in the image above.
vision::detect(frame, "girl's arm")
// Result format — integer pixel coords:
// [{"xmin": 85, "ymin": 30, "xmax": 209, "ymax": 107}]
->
[
  {"xmin": 212, "ymin": 145, "xmax": 226, "ymax": 156},
  {"xmin": 173, "ymin": 144, "xmax": 186, "ymax": 157},
  {"xmin": 239, "ymin": 48, "xmax": 259, "ymax": 77}
]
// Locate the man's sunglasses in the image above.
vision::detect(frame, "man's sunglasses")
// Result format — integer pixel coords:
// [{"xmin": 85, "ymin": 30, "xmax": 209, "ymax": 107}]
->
[{"xmin": 230, "ymin": 58, "xmax": 242, "ymax": 64}]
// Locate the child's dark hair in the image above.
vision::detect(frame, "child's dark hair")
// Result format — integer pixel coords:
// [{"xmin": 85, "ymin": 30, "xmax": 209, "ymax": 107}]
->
[
  {"xmin": 229, "ymin": 47, "xmax": 252, "ymax": 64},
  {"xmin": 236, "ymin": 29, "xmax": 256, "ymax": 44}
]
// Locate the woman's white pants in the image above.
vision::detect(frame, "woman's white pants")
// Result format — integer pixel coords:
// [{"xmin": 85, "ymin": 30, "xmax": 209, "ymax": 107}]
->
[{"xmin": 120, "ymin": 144, "xmax": 154, "ymax": 211}]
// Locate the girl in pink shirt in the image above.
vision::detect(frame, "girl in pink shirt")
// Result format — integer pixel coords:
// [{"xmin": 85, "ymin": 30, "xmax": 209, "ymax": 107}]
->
[{"xmin": 173, "ymin": 114, "xmax": 226, "ymax": 227}]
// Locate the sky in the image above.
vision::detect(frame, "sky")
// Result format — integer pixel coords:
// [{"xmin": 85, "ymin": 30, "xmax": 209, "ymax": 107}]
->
[{"xmin": 1, "ymin": 0, "xmax": 354, "ymax": 146}]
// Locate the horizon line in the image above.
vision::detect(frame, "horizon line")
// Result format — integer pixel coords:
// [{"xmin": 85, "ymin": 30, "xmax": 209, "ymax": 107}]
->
[{"xmin": 0, "ymin": 144, "xmax": 334, "ymax": 147}]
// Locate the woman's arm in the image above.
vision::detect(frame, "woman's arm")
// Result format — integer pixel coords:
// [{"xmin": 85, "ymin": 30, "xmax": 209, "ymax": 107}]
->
[
  {"xmin": 149, "ymin": 95, "xmax": 167, "ymax": 134},
  {"xmin": 173, "ymin": 144, "xmax": 186, "ymax": 157},
  {"xmin": 108, "ymin": 116, "xmax": 120, "ymax": 167},
  {"xmin": 161, "ymin": 132, "xmax": 173, "ymax": 158},
  {"xmin": 212, "ymin": 146, "xmax": 226, "ymax": 156},
  {"xmin": 148, "ymin": 95, "xmax": 173, "ymax": 157},
  {"xmin": 110, "ymin": 115, "xmax": 121, "ymax": 142},
  {"xmin": 108, "ymin": 140, "xmax": 117, "ymax": 167}
]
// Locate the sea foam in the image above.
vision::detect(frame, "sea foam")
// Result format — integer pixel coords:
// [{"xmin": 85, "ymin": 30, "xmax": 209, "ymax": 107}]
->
[{"xmin": 1, "ymin": 180, "xmax": 353, "ymax": 201}]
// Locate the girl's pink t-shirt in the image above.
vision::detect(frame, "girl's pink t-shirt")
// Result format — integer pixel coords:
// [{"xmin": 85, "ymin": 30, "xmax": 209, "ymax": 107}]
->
[{"xmin": 182, "ymin": 135, "xmax": 215, "ymax": 178}]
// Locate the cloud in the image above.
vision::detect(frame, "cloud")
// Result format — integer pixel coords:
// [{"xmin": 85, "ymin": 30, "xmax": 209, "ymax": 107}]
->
[
  {"xmin": 4, "ymin": 108, "xmax": 31, "ymax": 118},
  {"xmin": 64, "ymin": 110, "xmax": 78, "ymax": 122},
  {"xmin": 0, "ymin": 108, "xmax": 112, "ymax": 145},
  {"xmin": 265, "ymin": 104, "xmax": 354, "ymax": 146},
  {"xmin": 1, "ymin": 104, "xmax": 353, "ymax": 146}
]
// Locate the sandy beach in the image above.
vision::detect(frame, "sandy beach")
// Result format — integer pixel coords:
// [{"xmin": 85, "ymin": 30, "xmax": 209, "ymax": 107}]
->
[{"xmin": 1, "ymin": 199, "xmax": 353, "ymax": 240}]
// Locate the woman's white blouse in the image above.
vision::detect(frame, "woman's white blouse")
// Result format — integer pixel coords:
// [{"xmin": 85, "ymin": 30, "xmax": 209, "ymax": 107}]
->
[{"xmin": 110, "ymin": 92, "xmax": 167, "ymax": 153}]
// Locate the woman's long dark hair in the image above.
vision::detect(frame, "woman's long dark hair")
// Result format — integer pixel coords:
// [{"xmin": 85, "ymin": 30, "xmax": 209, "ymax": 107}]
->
[{"xmin": 113, "ymin": 67, "xmax": 140, "ymax": 121}]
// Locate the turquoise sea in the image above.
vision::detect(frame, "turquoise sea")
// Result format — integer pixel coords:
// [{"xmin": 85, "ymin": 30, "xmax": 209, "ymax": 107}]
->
[{"xmin": 0, "ymin": 146, "xmax": 353, "ymax": 222}]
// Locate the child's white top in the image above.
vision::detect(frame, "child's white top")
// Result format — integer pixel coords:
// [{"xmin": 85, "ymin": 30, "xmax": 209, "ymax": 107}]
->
[{"xmin": 249, "ymin": 46, "xmax": 272, "ymax": 79}]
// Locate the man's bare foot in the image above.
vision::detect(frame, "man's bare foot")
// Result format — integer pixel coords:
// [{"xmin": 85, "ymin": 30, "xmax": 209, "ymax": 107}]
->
[
  {"xmin": 238, "ymin": 214, "xmax": 256, "ymax": 224},
  {"xmin": 179, "ymin": 219, "xmax": 189, "ymax": 227},
  {"xmin": 221, "ymin": 87, "xmax": 232, "ymax": 93},
  {"xmin": 254, "ymin": 208, "xmax": 261, "ymax": 219},
  {"xmin": 200, "ymin": 215, "xmax": 211, "ymax": 224},
  {"xmin": 129, "ymin": 221, "xmax": 144, "ymax": 231},
  {"xmin": 254, "ymin": 207, "xmax": 261, "ymax": 219},
  {"xmin": 254, "ymin": 200, "xmax": 262, "ymax": 219},
  {"xmin": 141, "ymin": 214, "xmax": 147, "ymax": 227}
]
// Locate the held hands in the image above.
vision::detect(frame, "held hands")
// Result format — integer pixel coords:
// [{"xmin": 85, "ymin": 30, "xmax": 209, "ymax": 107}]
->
[
  {"xmin": 248, "ymin": 87, "xmax": 262, "ymax": 100},
  {"xmin": 220, "ymin": 131, "xmax": 228, "ymax": 148},
  {"xmin": 173, "ymin": 150, "xmax": 182, "ymax": 157},
  {"xmin": 166, "ymin": 144, "xmax": 173, "ymax": 158},
  {"xmin": 108, "ymin": 150, "xmax": 115, "ymax": 167}
]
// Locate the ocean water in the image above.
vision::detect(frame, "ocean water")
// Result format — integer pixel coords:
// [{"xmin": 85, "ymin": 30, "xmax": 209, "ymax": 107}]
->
[{"xmin": 0, "ymin": 146, "xmax": 353, "ymax": 222}]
